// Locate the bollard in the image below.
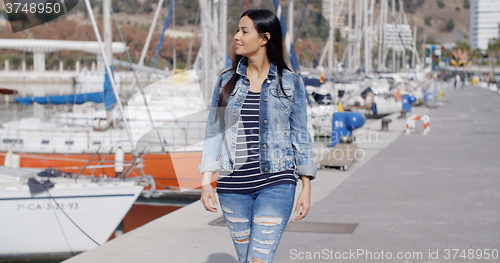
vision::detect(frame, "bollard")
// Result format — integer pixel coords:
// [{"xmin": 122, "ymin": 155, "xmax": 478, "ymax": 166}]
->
[
  {"xmin": 331, "ymin": 112, "xmax": 365, "ymax": 147},
  {"xmin": 339, "ymin": 135, "xmax": 355, "ymax": 143},
  {"xmin": 381, "ymin": 118, "xmax": 392, "ymax": 131},
  {"xmin": 398, "ymin": 109, "xmax": 408, "ymax": 119}
]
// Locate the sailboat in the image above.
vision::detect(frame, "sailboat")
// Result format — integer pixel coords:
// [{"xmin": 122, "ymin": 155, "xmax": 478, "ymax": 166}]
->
[
  {"xmin": 0, "ymin": 0, "xmax": 228, "ymax": 193},
  {"xmin": 0, "ymin": 165, "xmax": 152, "ymax": 259}
]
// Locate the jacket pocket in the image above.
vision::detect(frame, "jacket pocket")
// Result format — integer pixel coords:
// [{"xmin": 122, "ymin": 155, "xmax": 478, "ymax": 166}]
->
[{"xmin": 270, "ymin": 86, "xmax": 293, "ymax": 98}]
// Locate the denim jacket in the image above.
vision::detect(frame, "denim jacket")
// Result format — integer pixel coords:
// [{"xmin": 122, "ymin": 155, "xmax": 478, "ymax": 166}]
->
[{"xmin": 198, "ymin": 57, "xmax": 317, "ymax": 180}]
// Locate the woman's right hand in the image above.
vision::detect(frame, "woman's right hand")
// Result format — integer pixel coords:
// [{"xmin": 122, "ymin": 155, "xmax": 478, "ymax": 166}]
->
[
  {"xmin": 200, "ymin": 171, "xmax": 218, "ymax": 212},
  {"xmin": 201, "ymin": 184, "xmax": 218, "ymax": 212}
]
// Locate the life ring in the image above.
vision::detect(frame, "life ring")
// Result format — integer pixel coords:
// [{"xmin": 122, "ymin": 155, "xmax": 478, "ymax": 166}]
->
[{"xmin": 406, "ymin": 115, "xmax": 430, "ymax": 135}]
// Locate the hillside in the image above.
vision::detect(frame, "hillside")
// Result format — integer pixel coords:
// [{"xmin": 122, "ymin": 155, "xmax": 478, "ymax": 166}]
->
[
  {"xmin": 404, "ymin": 0, "xmax": 470, "ymax": 43},
  {"xmin": 0, "ymin": 0, "xmax": 470, "ymax": 70}
]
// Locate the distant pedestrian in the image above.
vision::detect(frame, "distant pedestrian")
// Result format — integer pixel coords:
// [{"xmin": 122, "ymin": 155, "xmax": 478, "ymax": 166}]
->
[
  {"xmin": 455, "ymin": 74, "xmax": 460, "ymax": 89},
  {"xmin": 199, "ymin": 9, "xmax": 316, "ymax": 263}
]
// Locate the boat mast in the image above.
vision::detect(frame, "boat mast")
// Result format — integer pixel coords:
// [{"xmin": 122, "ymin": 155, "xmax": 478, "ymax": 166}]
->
[
  {"xmin": 354, "ymin": 0, "xmax": 362, "ymax": 72},
  {"xmin": 381, "ymin": 0, "xmax": 388, "ymax": 70},
  {"xmin": 377, "ymin": 0, "xmax": 386, "ymax": 71},
  {"xmin": 219, "ymin": 0, "xmax": 227, "ymax": 60},
  {"xmin": 138, "ymin": 0, "xmax": 165, "ymax": 67},
  {"xmin": 347, "ymin": 0, "xmax": 352, "ymax": 73},
  {"xmin": 368, "ymin": 0, "xmax": 375, "ymax": 72},
  {"xmin": 201, "ymin": 1, "xmax": 210, "ymax": 106},
  {"xmin": 399, "ymin": 2, "xmax": 405, "ymax": 71},
  {"xmin": 213, "ymin": 0, "xmax": 219, "ymax": 39},
  {"xmin": 363, "ymin": 0, "xmax": 369, "ymax": 74},
  {"xmin": 198, "ymin": 0, "xmax": 226, "ymax": 105},
  {"xmin": 328, "ymin": 0, "xmax": 334, "ymax": 73},
  {"xmin": 84, "ymin": 0, "xmax": 136, "ymax": 150},
  {"xmin": 391, "ymin": 0, "xmax": 396, "ymax": 72},
  {"xmin": 103, "ymin": 0, "xmax": 113, "ymax": 66}
]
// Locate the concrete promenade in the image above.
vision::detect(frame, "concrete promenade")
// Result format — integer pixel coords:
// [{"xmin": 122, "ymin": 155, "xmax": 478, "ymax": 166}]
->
[{"xmin": 65, "ymin": 86, "xmax": 500, "ymax": 263}]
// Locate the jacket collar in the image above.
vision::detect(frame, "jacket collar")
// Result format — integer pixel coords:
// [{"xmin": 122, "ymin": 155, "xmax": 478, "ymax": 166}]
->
[{"xmin": 236, "ymin": 57, "xmax": 278, "ymax": 78}]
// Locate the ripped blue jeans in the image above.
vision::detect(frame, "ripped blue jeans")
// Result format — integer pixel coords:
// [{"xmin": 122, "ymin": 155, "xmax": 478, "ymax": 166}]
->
[{"xmin": 218, "ymin": 184, "xmax": 296, "ymax": 263}]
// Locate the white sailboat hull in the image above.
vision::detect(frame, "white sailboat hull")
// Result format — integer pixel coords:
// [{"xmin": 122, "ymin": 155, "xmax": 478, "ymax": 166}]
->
[{"xmin": 0, "ymin": 180, "xmax": 143, "ymax": 256}]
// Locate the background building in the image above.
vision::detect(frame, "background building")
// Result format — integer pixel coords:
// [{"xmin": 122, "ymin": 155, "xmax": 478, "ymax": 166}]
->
[{"xmin": 470, "ymin": 0, "xmax": 500, "ymax": 50}]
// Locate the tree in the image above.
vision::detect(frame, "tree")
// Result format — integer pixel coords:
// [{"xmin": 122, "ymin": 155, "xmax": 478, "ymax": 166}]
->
[
  {"xmin": 470, "ymin": 48, "xmax": 483, "ymax": 65},
  {"xmin": 487, "ymin": 38, "xmax": 500, "ymax": 82},
  {"xmin": 463, "ymin": 0, "xmax": 470, "ymax": 9},
  {"xmin": 403, "ymin": 0, "xmax": 426, "ymax": 14},
  {"xmin": 455, "ymin": 41, "xmax": 471, "ymax": 52},
  {"xmin": 424, "ymin": 16, "xmax": 432, "ymax": 27},
  {"xmin": 334, "ymin": 28, "xmax": 341, "ymax": 42},
  {"xmin": 446, "ymin": 18, "xmax": 455, "ymax": 31},
  {"xmin": 436, "ymin": 0, "xmax": 445, "ymax": 9}
]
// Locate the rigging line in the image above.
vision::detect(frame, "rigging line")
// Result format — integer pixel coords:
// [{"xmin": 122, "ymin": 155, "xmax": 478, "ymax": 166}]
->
[
  {"xmin": 293, "ymin": 0, "xmax": 309, "ymax": 47},
  {"xmin": 43, "ymin": 184, "xmax": 101, "ymax": 246},
  {"xmin": 315, "ymin": 24, "xmax": 329, "ymax": 67},
  {"xmin": 46, "ymin": 191, "xmax": 75, "ymax": 255},
  {"xmin": 84, "ymin": 0, "xmax": 135, "ymax": 151},
  {"xmin": 294, "ymin": 10, "xmax": 320, "ymax": 66},
  {"xmin": 186, "ymin": 4, "xmax": 200, "ymax": 69},
  {"xmin": 146, "ymin": 0, "xmax": 176, "ymax": 87},
  {"xmin": 105, "ymin": 0, "xmax": 166, "ymax": 152}
]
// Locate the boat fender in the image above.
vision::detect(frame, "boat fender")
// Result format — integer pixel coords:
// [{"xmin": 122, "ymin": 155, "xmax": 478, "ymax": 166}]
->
[
  {"xmin": 4, "ymin": 150, "xmax": 12, "ymax": 167},
  {"xmin": 4, "ymin": 150, "xmax": 21, "ymax": 168},
  {"xmin": 115, "ymin": 147, "xmax": 125, "ymax": 174},
  {"xmin": 11, "ymin": 152, "xmax": 20, "ymax": 168},
  {"xmin": 372, "ymin": 102, "xmax": 378, "ymax": 115}
]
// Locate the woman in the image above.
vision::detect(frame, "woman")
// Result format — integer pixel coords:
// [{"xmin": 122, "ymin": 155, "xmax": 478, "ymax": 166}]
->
[{"xmin": 199, "ymin": 9, "xmax": 316, "ymax": 263}]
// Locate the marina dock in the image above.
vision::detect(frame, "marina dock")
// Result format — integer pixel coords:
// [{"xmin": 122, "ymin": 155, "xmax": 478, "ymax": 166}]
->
[{"xmin": 64, "ymin": 86, "xmax": 500, "ymax": 262}]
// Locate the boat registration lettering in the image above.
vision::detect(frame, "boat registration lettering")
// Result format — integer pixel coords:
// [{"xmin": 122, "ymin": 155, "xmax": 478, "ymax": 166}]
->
[{"xmin": 16, "ymin": 202, "xmax": 79, "ymax": 211}]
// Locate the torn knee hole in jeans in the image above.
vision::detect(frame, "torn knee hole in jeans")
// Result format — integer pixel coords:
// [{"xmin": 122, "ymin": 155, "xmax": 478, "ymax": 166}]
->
[
  {"xmin": 254, "ymin": 216, "xmax": 282, "ymax": 226},
  {"xmin": 249, "ymin": 256, "xmax": 268, "ymax": 263},
  {"xmin": 225, "ymin": 215, "xmax": 249, "ymax": 223},
  {"xmin": 253, "ymin": 238, "xmax": 275, "ymax": 245},
  {"xmin": 232, "ymin": 229, "xmax": 250, "ymax": 244},
  {"xmin": 221, "ymin": 206, "xmax": 233, "ymax": 214}
]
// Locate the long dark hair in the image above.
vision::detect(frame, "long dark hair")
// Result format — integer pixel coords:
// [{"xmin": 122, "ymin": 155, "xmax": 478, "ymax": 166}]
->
[{"xmin": 216, "ymin": 9, "xmax": 291, "ymax": 126}]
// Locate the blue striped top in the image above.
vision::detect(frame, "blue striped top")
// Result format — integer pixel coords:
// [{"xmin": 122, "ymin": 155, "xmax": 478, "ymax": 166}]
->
[{"xmin": 217, "ymin": 91, "xmax": 296, "ymax": 194}]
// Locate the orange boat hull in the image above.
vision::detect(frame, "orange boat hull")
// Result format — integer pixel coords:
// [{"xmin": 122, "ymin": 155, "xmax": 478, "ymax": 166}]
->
[{"xmin": 0, "ymin": 151, "xmax": 204, "ymax": 190}]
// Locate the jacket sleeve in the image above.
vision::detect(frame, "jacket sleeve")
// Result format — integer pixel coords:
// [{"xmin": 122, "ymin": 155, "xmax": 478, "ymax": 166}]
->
[
  {"xmin": 289, "ymin": 74, "xmax": 317, "ymax": 180},
  {"xmin": 198, "ymin": 75, "xmax": 225, "ymax": 175}
]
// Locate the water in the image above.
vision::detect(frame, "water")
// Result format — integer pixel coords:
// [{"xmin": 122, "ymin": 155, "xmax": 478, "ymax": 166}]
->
[{"xmin": 0, "ymin": 83, "xmax": 75, "ymax": 97}]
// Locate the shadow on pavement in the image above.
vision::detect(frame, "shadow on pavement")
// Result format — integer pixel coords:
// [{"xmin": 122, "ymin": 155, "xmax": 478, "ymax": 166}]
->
[{"xmin": 204, "ymin": 253, "xmax": 238, "ymax": 263}]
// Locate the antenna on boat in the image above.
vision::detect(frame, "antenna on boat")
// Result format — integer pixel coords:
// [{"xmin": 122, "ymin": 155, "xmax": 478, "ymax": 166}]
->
[{"xmin": 83, "ymin": 0, "xmax": 136, "ymax": 151}]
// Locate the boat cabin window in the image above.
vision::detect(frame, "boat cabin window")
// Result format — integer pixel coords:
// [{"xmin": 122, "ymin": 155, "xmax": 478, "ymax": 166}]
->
[
  {"xmin": 3, "ymin": 139, "xmax": 23, "ymax": 144},
  {"xmin": 41, "ymin": 140, "xmax": 49, "ymax": 145},
  {"xmin": 92, "ymin": 141, "xmax": 101, "ymax": 145},
  {"xmin": 65, "ymin": 141, "xmax": 74, "ymax": 145}
]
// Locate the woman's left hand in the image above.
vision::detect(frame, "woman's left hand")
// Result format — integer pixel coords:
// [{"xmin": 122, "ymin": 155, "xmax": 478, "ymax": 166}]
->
[{"xmin": 294, "ymin": 176, "xmax": 311, "ymax": 220}]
